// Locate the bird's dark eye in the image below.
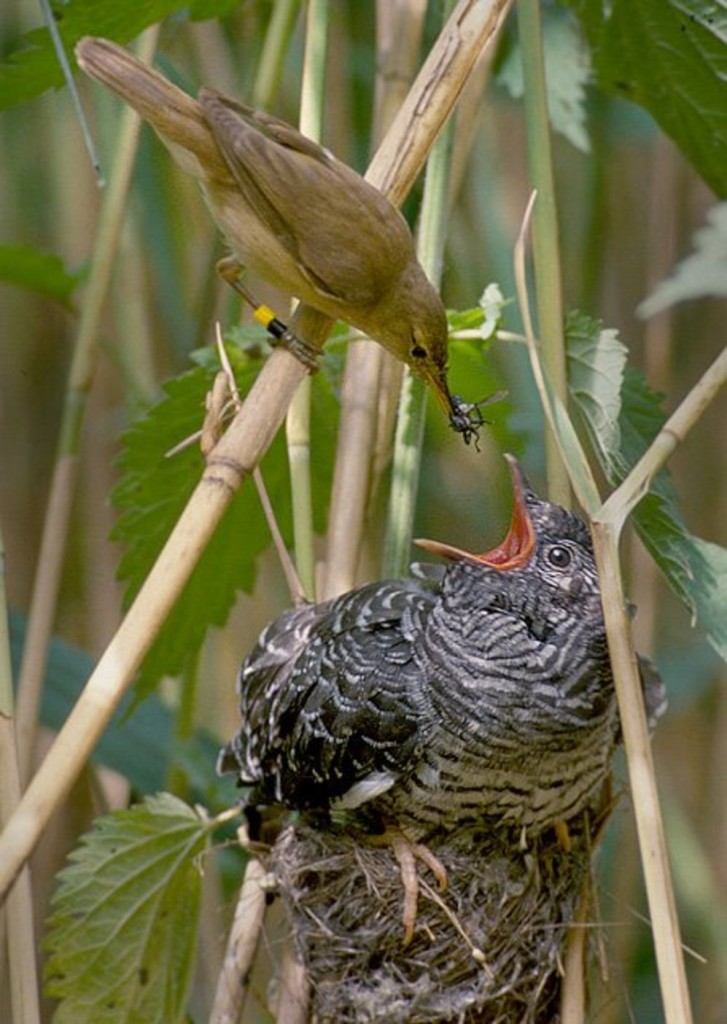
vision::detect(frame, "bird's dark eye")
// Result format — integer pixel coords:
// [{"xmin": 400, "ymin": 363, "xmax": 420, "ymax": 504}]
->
[
  {"xmin": 410, "ymin": 343, "xmax": 427, "ymax": 360},
  {"xmin": 546, "ymin": 545, "xmax": 572, "ymax": 569}
]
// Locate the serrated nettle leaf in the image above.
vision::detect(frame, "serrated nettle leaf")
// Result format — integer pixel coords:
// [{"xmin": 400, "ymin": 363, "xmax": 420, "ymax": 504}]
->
[
  {"xmin": 112, "ymin": 353, "xmax": 337, "ymax": 697},
  {"xmin": 685, "ymin": 538, "xmax": 727, "ymax": 656},
  {"xmin": 498, "ymin": 9, "xmax": 592, "ymax": 153},
  {"xmin": 635, "ymin": 513, "xmax": 727, "ymax": 661},
  {"xmin": 539, "ymin": 13, "xmax": 592, "ymax": 154},
  {"xmin": 568, "ymin": 338, "xmax": 727, "ymax": 662},
  {"xmin": 45, "ymin": 794, "xmax": 210, "ymax": 1024},
  {"xmin": 638, "ymin": 202, "xmax": 727, "ymax": 318},
  {"xmin": 566, "ymin": 311, "xmax": 626, "ymax": 461},
  {"xmin": 630, "ymin": 491, "xmax": 697, "ymax": 604},
  {"xmin": 564, "ymin": 0, "xmax": 727, "ymax": 196}
]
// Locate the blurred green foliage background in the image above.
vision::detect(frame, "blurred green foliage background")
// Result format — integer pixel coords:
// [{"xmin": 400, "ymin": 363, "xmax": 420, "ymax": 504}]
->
[{"xmin": 1, "ymin": 1, "xmax": 725, "ymax": 1021}]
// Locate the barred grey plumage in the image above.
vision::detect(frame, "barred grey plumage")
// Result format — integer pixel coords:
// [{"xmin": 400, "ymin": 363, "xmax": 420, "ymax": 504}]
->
[{"xmin": 219, "ymin": 456, "xmax": 663, "ymax": 840}]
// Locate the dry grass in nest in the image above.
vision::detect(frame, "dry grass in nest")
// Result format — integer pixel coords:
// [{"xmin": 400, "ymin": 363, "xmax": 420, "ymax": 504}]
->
[{"xmin": 271, "ymin": 816, "xmax": 593, "ymax": 1023}]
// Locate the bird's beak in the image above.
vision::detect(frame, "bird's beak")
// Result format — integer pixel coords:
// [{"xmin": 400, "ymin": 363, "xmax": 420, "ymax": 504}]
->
[
  {"xmin": 420, "ymin": 365, "xmax": 459, "ymax": 419},
  {"xmin": 414, "ymin": 455, "xmax": 536, "ymax": 570}
]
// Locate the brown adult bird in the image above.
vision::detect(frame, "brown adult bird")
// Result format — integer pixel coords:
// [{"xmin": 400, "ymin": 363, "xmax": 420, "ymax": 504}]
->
[
  {"xmin": 218, "ymin": 455, "xmax": 666, "ymax": 943},
  {"xmin": 76, "ymin": 37, "xmax": 480, "ymax": 441}
]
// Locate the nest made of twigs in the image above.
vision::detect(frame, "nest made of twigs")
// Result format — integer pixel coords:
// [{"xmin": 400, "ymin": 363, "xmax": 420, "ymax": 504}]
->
[{"xmin": 271, "ymin": 815, "xmax": 593, "ymax": 1023}]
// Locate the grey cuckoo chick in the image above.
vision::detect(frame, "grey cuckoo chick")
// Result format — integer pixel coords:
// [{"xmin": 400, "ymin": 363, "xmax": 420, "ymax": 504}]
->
[{"xmin": 219, "ymin": 456, "xmax": 663, "ymax": 942}]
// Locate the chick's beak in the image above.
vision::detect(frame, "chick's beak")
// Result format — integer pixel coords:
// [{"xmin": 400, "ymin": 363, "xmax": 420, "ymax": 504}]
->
[{"xmin": 414, "ymin": 454, "xmax": 535, "ymax": 570}]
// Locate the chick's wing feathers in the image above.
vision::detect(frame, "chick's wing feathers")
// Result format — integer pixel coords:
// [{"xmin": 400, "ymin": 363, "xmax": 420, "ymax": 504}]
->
[{"xmin": 221, "ymin": 579, "xmax": 435, "ymax": 810}]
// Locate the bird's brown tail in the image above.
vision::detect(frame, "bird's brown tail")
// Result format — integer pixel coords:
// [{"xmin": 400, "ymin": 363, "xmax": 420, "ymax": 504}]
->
[{"xmin": 75, "ymin": 37, "xmax": 230, "ymax": 181}]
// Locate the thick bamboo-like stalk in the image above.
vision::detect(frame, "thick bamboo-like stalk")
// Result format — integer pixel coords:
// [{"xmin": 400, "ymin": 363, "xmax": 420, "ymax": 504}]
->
[
  {"xmin": 0, "ymin": 0, "xmax": 516, "ymax": 903},
  {"xmin": 209, "ymin": 856, "xmax": 268, "ymax": 1024},
  {"xmin": 273, "ymin": 944, "xmax": 309, "ymax": 1024},
  {"xmin": 367, "ymin": 0, "xmax": 514, "ymax": 204},
  {"xmin": 0, "ymin": 536, "xmax": 40, "ymax": 1023},
  {"xmin": 590, "ymin": 524, "xmax": 693, "ymax": 1024},
  {"xmin": 321, "ymin": 344, "xmax": 384, "ymax": 599}
]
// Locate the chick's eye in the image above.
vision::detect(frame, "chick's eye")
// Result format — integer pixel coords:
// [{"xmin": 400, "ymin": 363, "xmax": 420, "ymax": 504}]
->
[
  {"xmin": 546, "ymin": 545, "xmax": 572, "ymax": 569},
  {"xmin": 410, "ymin": 343, "xmax": 428, "ymax": 360}
]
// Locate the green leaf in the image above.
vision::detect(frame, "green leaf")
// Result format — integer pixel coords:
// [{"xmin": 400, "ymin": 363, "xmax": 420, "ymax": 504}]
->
[
  {"xmin": 638, "ymin": 202, "xmax": 727, "ymax": 317},
  {"xmin": 567, "ymin": 311, "xmax": 626, "ymax": 460},
  {"xmin": 564, "ymin": 0, "xmax": 727, "ymax": 196},
  {"xmin": 0, "ymin": 244, "xmax": 83, "ymax": 308},
  {"xmin": 45, "ymin": 794, "xmax": 209, "ymax": 1024},
  {"xmin": 0, "ymin": 0, "xmax": 186, "ymax": 110},
  {"xmin": 112, "ymin": 342, "xmax": 336, "ymax": 697},
  {"xmin": 683, "ymin": 538, "xmax": 727, "ymax": 662},
  {"xmin": 567, "ymin": 313, "xmax": 727, "ymax": 661},
  {"xmin": 498, "ymin": 10, "xmax": 592, "ymax": 153}
]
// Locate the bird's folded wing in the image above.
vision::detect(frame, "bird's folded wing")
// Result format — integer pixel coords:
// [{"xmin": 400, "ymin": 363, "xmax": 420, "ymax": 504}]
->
[
  {"xmin": 200, "ymin": 91, "xmax": 413, "ymax": 307},
  {"xmin": 228, "ymin": 579, "xmax": 434, "ymax": 809}
]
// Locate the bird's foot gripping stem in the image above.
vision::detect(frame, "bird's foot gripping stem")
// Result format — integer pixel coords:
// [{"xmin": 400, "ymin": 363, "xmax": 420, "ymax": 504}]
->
[
  {"xmin": 216, "ymin": 256, "xmax": 320, "ymax": 372},
  {"xmin": 374, "ymin": 831, "xmax": 448, "ymax": 946}
]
